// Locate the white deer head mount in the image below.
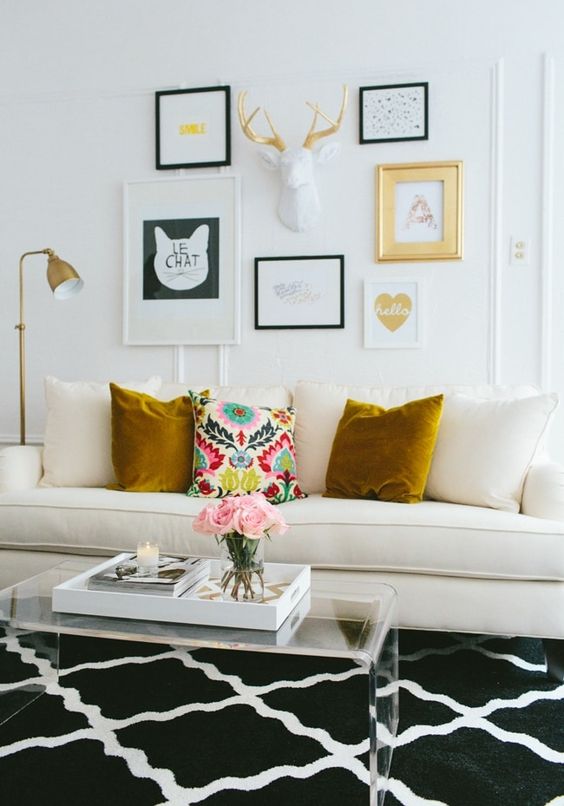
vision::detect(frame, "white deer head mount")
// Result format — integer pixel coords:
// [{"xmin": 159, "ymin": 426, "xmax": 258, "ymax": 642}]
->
[{"xmin": 238, "ymin": 86, "xmax": 349, "ymax": 232}]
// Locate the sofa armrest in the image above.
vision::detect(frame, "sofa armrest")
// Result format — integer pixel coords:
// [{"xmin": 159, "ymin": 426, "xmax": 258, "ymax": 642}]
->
[
  {"xmin": 521, "ymin": 460, "xmax": 564, "ymax": 521},
  {"xmin": 0, "ymin": 445, "xmax": 43, "ymax": 492}
]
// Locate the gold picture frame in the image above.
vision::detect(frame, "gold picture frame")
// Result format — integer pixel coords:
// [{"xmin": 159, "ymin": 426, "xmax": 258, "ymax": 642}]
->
[{"xmin": 376, "ymin": 161, "xmax": 463, "ymax": 262}]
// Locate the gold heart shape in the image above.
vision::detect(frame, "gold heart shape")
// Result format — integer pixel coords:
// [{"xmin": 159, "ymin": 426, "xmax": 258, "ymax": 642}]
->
[{"xmin": 374, "ymin": 293, "xmax": 412, "ymax": 332}]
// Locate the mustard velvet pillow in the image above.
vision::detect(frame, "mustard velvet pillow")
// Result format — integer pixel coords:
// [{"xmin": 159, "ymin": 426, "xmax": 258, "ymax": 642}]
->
[
  {"xmin": 109, "ymin": 384, "xmax": 202, "ymax": 493},
  {"xmin": 324, "ymin": 395, "xmax": 444, "ymax": 504}
]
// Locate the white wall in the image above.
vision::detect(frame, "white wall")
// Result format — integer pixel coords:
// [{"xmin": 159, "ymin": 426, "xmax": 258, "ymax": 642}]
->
[{"xmin": 1, "ymin": 0, "xmax": 563, "ymax": 458}]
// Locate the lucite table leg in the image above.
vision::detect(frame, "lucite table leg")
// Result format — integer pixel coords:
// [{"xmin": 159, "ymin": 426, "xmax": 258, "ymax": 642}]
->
[
  {"xmin": 369, "ymin": 626, "xmax": 399, "ymax": 805},
  {"xmin": 0, "ymin": 628, "xmax": 59, "ymax": 725}
]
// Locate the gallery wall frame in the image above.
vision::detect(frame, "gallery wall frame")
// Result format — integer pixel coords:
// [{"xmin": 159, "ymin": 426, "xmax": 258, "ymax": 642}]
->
[
  {"xmin": 123, "ymin": 175, "xmax": 240, "ymax": 345},
  {"xmin": 377, "ymin": 161, "xmax": 463, "ymax": 262},
  {"xmin": 254, "ymin": 255, "xmax": 345, "ymax": 330},
  {"xmin": 364, "ymin": 278, "xmax": 423, "ymax": 349},
  {"xmin": 155, "ymin": 86, "xmax": 231, "ymax": 170},
  {"xmin": 359, "ymin": 82, "xmax": 429, "ymax": 144}
]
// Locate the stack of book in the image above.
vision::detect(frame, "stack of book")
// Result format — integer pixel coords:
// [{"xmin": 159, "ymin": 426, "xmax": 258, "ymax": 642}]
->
[{"xmin": 87, "ymin": 555, "xmax": 210, "ymax": 598}]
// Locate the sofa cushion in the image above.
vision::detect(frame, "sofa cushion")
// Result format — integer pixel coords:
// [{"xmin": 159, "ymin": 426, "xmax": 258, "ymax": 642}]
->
[
  {"xmin": 293, "ymin": 380, "xmax": 541, "ymax": 495},
  {"xmin": 186, "ymin": 393, "xmax": 306, "ymax": 503},
  {"xmin": 40, "ymin": 376, "xmax": 162, "ymax": 488},
  {"xmin": 157, "ymin": 383, "xmax": 293, "ymax": 407},
  {"xmin": 1, "ymin": 491, "xmax": 563, "ymax": 582},
  {"xmin": 426, "ymin": 393, "xmax": 558, "ymax": 512},
  {"xmin": 108, "ymin": 385, "xmax": 204, "ymax": 493},
  {"xmin": 324, "ymin": 395, "xmax": 443, "ymax": 503}
]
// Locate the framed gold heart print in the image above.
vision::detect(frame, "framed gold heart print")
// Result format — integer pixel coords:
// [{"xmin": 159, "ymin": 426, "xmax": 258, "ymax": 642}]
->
[{"xmin": 364, "ymin": 279, "xmax": 422, "ymax": 348}]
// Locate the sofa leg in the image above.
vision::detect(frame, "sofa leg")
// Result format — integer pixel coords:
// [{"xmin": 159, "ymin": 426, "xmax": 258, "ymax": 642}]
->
[{"xmin": 544, "ymin": 639, "xmax": 564, "ymax": 682}]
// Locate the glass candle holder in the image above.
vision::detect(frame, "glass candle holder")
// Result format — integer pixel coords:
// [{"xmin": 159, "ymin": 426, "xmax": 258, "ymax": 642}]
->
[{"xmin": 136, "ymin": 540, "xmax": 159, "ymax": 577}]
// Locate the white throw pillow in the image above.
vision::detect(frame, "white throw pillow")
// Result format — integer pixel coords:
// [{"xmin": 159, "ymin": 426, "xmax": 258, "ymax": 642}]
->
[
  {"xmin": 40, "ymin": 376, "xmax": 162, "ymax": 487},
  {"xmin": 425, "ymin": 393, "xmax": 558, "ymax": 512}
]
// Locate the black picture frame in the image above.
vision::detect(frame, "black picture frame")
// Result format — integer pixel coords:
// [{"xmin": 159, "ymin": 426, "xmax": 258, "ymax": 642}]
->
[
  {"xmin": 254, "ymin": 255, "xmax": 345, "ymax": 330},
  {"xmin": 155, "ymin": 85, "xmax": 231, "ymax": 169},
  {"xmin": 359, "ymin": 82, "xmax": 428, "ymax": 144}
]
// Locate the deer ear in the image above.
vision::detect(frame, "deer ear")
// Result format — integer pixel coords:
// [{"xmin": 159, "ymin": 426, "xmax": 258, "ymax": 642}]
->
[
  {"xmin": 259, "ymin": 149, "xmax": 281, "ymax": 170},
  {"xmin": 316, "ymin": 142, "xmax": 341, "ymax": 164}
]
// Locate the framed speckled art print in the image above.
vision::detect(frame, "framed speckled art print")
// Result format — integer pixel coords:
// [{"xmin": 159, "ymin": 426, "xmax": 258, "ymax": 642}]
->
[{"xmin": 359, "ymin": 82, "xmax": 428, "ymax": 144}]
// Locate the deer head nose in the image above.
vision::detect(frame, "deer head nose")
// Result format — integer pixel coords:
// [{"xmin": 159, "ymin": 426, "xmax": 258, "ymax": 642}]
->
[{"xmin": 287, "ymin": 174, "xmax": 305, "ymax": 189}]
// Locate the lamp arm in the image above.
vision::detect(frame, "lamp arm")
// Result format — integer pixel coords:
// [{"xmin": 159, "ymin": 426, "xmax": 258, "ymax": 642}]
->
[{"xmin": 15, "ymin": 249, "xmax": 53, "ymax": 445}]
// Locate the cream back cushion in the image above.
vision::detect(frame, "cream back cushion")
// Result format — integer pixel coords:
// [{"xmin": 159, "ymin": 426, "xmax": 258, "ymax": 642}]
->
[
  {"xmin": 426, "ymin": 393, "xmax": 558, "ymax": 512},
  {"xmin": 41, "ymin": 376, "xmax": 162, "ymax": 487},
  {"xmin": 157, "ymin": 383, "xmax": 292, "ymax": 408},
  {"xmin": 293, "ymin": 380, "xmax": 541, "ymax": 495}
]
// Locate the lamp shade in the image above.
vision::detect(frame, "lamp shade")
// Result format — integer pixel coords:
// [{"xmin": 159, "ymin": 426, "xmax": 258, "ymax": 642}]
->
[{"xmin": 46, "ymin": 253, "xmax": 84, "ymax": 299}]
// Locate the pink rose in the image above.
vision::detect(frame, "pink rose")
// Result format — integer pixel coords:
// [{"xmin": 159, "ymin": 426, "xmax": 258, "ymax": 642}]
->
[
  {"xmin": 231, "ymin": 505, "xmax": 267, "ymax": 539},
  {"xmin": 232, "ymin": 493, "xmax": 288, "ymax": 538},
  {"xmin": 192, "ymin": 498, "xmax": 236, "ymax": 535},
  {"xmin": 192, "ymin": 493, "xmax": 288, "ymax": 539}
]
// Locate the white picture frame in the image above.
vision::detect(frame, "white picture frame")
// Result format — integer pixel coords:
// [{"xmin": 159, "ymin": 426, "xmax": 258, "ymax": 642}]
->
[
  {"xmin": 364, "ymin": 279, "xmax": 422, "ymax": 349},
  {"xmin": 123, "ymin": 176, "xmax": 240, "ymax": 345}
]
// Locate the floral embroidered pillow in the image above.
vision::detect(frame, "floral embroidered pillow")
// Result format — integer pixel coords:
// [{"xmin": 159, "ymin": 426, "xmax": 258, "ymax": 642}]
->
[{"xmin": 186, "ymin": 393, "xmax": 306, "ymax": 504}]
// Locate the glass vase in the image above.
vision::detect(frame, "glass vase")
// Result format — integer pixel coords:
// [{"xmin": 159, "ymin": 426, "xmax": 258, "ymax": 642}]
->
[{"xmin": 218, "ymin": 533, "xmax": 265, "ymax": 602}]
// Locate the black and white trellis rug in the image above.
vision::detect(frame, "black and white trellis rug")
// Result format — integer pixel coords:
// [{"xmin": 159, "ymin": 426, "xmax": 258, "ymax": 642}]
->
[{"xmin": 0, "ymin": 628, "xmax": 563, "ymax": 805}]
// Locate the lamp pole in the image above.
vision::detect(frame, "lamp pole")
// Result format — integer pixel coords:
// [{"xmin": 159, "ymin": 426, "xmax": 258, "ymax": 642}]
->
[{"xmin": 15, "ymin": 249, "xmax": 83, "ymax": 445}]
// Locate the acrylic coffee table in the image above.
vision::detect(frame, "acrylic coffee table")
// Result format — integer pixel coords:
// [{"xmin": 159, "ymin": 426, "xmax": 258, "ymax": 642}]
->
[{"xmin": 0, "ymin": 559, "xmax": 398, "ymax": 805}]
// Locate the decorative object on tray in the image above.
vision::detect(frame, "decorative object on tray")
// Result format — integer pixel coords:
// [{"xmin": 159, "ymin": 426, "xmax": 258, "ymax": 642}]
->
[
  {"xmin": 88, "ymin": 555, "xmax": 210, "ymax": 597},
  {"xmin": 192, "ymin": 493, "xmax": 288, "ymax": 602},
  {"xmin": 136, "ymin": 540, "xmax": 159, "ymax": 576}
]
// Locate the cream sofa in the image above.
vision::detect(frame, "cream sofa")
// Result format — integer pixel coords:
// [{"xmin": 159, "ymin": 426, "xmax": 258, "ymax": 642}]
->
[{"xmin": 1, "ymin": 379, "xmax": 564, "ymax": 649}]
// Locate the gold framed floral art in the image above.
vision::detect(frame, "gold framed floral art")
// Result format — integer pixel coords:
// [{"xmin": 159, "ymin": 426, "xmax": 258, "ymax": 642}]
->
[{"xmin": 376, "ymin": 161, "xmax": 463, "ymax": 262}]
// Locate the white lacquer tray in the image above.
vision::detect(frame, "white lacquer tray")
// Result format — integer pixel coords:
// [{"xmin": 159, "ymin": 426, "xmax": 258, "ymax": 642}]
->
[{"xmin": 52, "ymin": 553, "xmax": 311, "ymax": 631}]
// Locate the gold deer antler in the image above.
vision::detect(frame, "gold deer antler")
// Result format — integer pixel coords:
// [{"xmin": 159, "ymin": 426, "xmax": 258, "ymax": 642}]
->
[
  {"xmin": 237, "ymin": 91, "xmax": 286, "ymax": 152},
  {"xmin": 303, "ymin": 85, "xmax": 348, "ymax": 150}
]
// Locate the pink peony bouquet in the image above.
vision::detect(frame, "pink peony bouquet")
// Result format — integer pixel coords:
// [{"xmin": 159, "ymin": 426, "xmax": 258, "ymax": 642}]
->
[
  {"xmin": 192, "ymin": 492, "xmax": 288, "ymax": 541},
  {"xmin": 192, "ymin": 493, "xmax": 288, "ymax": 600}
]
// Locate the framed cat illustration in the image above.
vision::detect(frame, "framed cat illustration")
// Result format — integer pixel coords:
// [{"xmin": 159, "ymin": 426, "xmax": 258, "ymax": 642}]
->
[{"xmin": 123, "ymin": 176, "xmax": 240, "ymax": 344}]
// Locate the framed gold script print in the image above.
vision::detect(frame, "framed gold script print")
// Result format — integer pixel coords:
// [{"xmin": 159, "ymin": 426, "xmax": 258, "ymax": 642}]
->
[{"xmin": 377, "ymin": 161, "xmax": 463, "ymax": 261}]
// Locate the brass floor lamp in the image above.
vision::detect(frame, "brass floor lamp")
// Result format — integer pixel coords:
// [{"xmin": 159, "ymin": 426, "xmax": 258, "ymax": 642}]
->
[{"xmin": 16, "ymin": 249, "xmax": 83, "ymax": 445}]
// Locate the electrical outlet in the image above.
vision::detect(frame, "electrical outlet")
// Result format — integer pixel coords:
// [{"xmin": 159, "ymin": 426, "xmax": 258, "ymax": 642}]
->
[{"xmin": 510, "ymin": 237, "xmax": 530, "ymax": 266}]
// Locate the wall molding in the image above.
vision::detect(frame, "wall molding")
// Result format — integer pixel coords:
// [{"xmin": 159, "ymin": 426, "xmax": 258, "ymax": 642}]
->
[
  {"xmin": 540, "ymin": 52, "xmax": 555, "ymax": 391},
  {"xmin": 218, "ymin": 345, "xmax": 229, "ymax": 386},
  {"xmin": 173, "ymin": 346, "xmax": 185, "ymax": 384},
  {"xmin": 0, "ymin": 56, "xmax": 496, "ymax": 107},
  {"xmin": 488, "ymin": 59, "xmax": 504, "ymax": 385}
]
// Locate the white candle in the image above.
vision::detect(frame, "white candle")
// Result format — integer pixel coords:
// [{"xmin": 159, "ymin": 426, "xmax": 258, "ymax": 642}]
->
[{"xmin": 137, "ymin": 541, "xmax": 159, "ymax": 575}]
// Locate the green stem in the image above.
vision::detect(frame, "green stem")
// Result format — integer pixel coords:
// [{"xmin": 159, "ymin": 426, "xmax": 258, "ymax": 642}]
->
[{"xmin": 218, "ymin": 533, "xmax": 264, "ymax": 600}]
